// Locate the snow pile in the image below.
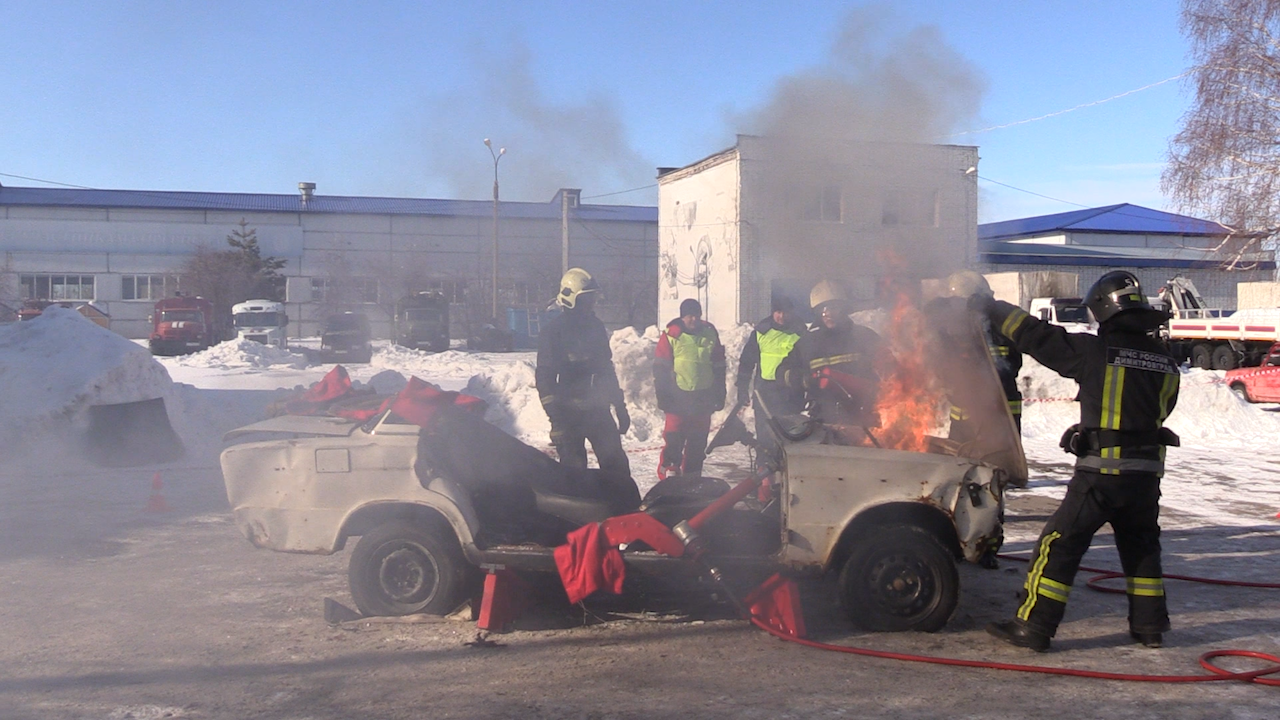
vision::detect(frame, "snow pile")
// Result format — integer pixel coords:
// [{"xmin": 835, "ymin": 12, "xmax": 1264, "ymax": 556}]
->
[
  {"xmin": 463, "ymin": 358, "xmax": 547, "ymax": 440},
  {"xmin": 0, "ymin": 306, "xmax": 176, "ymax": 451},
  {"xmin": 172, "ymin": 338, "xmax": 309, "ymax": 370}
]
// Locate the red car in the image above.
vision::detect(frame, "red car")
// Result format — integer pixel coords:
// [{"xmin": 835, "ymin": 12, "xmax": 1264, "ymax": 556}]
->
[{"xmin": 1225, "ymin": 343, "xmax": 1280, "ymax": 402}]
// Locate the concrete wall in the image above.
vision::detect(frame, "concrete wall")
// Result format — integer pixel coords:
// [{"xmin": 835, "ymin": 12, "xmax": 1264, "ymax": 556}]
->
[
  {"xmin": 657, "ymin": 151, "xmax": 742, "ymax": 328},
  {"xmin": 658, "ymin": 136, "xmax": 979, "ymax": 328},
  {"xmin": 1, "ymin": 199, "xmax": 657, "ymax": 339},
  {"xmin": 1237, "ymin": 281, "xmax": 1280, "ymax": 309}
]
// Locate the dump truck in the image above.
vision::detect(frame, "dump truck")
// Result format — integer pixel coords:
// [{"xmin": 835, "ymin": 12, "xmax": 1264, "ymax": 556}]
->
[
  {"xmin": 393, "ymin": 292, "xmax": 449, "ymax": 353},
  {"xmin": 1157, "ymin": 276, "xmax": 1280, "ymax": 370},
  {"xmin": 149, "ymin": 295, "xmax": 215, "ymax": 355}
]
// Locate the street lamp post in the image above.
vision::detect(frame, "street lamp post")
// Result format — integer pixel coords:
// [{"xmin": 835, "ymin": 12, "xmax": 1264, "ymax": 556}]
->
[{"xmin": 484, "ymin": 138, "xmax": 506, "ymax": 321}]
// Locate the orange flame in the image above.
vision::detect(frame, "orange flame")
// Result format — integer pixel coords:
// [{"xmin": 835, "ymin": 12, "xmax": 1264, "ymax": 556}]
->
[{"xmin": 871, "ymin": 259, "xmax": 944, "ymax": 452}]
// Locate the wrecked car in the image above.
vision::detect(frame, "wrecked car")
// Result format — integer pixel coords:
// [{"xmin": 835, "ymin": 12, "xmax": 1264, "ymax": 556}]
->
[{"xmin": 220, "ymin": 305, "xmax": 1024, "ymax": 632}]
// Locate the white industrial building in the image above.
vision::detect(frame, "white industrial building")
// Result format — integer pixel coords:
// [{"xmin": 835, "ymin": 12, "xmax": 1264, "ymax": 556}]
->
[
  {"xmin": 0, "ymin": 184, "xmax": 658, "ymax": 339},
  {"xmin": 976, "ymin": 204, "xmax": 1276, "ymax": 310},
  {"xmin": 656, "ymin": 134, "xmax": 980, "ymax": 326}
]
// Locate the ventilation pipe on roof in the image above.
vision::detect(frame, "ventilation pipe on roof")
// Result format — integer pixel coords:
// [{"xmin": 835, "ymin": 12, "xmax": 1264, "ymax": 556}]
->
[{"xmin": 298, "ymin": 182, "xmax": 316, "ymax": 206}]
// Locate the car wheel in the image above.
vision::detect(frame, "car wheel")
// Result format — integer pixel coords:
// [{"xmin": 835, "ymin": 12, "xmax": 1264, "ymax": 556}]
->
[
  {"xmin": 348, "ymin": 520, "xmax": 469, "ymax": 617},
  {"xmin": 1211, "ymin": 345, "xmax": 1238, "ymax": 371},
  {"xmin": 1191, "ymin": 344, "xmax": 1213, "ymax": 370},
  {"xmin": 1230, "ymin": 383, "xmax": 1252, "ymax": 403},
  {"xmin": 838, "ymin": 525, "xmax": 959, "ymax": 633}
]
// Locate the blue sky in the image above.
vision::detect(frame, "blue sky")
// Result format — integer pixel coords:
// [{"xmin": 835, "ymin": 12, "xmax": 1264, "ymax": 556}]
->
[{"xmin": 1, "ymin": 1, "xmax": 1190, "ymax": 222}]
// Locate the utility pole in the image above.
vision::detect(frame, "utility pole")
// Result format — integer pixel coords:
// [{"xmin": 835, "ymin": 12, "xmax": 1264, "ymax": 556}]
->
[
  {"xmin": 484, "ymin": 138, "xmax": 505, "ymax": 321},
  {"xmin": 560, "ymin": 188, "xmax": 580, "ymax": 275}
]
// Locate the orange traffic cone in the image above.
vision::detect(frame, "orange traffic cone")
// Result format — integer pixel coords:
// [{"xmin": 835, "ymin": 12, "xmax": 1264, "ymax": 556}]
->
[{"xmin": 145, "ymin": 471, "xmax": 171, "ymax": 513}]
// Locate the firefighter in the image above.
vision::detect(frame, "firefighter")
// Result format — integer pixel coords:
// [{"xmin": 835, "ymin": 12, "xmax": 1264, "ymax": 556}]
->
[
  {"xmin": 536, "ymin": 268, "xmax": 632, "ymax": 484},
  {"xmin": 653, "ymin": 298, "xmax": 726, "ymax": 478},
  {"xmin": 944, "ymin": 271, "xmax": 1023, "ymax": 442},
  {"xmin": 804, "ymin": 280, "xmax": 887, "ymax": 432},
  {"xmin": 736, "ymin": 295, "xmax": 807, "ymax": 460},
  {"xmin": 971, "ymin": 270, "xmax": 1180, "ymax": 652}
]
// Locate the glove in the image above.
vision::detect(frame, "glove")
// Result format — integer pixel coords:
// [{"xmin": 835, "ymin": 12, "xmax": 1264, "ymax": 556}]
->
[{"xmin": 614, "ymin": 403, "xmax": 631, "ymax": 435}]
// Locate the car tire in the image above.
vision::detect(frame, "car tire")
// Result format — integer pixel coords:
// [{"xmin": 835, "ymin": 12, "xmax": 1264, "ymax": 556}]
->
[
  {"xmin": 838, "ymin": 525, "xmax": 959, "ymax": 633},
  {"xmin": 1230, "ymin": 382, "xmax": 1252, "ymax": 403},
  {"xmin": 348, "ymin": 520, "xmax": 469, "ymax": 617},
  {"xmin": 1191, "ymin": 344, "xmax": 1213, "ymax": 370},
  {"xmin": 1212, "ymin": 345, "xmax": 1238, "ymax": 371}
]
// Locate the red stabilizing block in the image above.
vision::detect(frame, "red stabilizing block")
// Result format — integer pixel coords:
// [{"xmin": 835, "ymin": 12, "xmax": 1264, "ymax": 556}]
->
[
  {"xmin": 743, "ymin": 573, "xmax": 806, "ymax": 639},
  {"xmin": 476, "ymin": 568, "xmax": 528, "ymax": 632},
  {"xmin": 600, "ymin": 512, "xmax": 685, "ymax": 557}
]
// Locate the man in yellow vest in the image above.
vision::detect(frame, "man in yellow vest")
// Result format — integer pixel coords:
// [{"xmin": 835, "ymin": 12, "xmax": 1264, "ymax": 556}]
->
[
  {"xmin": 654, "ymin": 298, "xmax": 726, "ymax": 478},
  {"xmin": 735, "ymin": 295, "xmax": 807, "ymax": 461}
]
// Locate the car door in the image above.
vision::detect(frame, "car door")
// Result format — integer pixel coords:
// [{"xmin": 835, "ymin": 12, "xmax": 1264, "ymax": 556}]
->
[{"xmin": 1259, "ymin": 348, "xmax": 1280, "ymax": 402}]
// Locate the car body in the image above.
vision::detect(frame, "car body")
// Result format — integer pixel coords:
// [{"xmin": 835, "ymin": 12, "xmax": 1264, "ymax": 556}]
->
[
  {"xmin": 1225, "ymin": 342, "xmax": 1280, "ymax": 402},
  {"xmin": 221, "ymin": 405, "xmax": 1013, "ymax": 632}
]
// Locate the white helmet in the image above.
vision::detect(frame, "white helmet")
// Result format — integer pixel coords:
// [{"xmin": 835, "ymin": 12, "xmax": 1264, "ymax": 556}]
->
[
  {"xmin": 945, "ymin": 270, "xmax": 992, "ymax": 299},
  {"xmin": 556, "ymin": 268, "xmax": 600, "ymax": 309},
  {"xmin": 810, "ymin": 279, "xmax": 847, "ymax": 310}
]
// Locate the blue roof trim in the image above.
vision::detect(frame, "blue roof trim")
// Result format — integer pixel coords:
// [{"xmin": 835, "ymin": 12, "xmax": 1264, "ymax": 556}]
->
[
  {"xmin": 0, "ymin": 186, "xmax": 656, "ymax": 223},
  {"xmin": 981, "ymin": 252, "xmax": 1274, "ymax": 270},
  {"xmin": 979, "ymin": 203, "xmax": 1232, "ymax": 240}
]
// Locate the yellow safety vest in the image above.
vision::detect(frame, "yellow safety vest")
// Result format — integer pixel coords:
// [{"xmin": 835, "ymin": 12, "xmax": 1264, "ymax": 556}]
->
[
  {"xmin": 670, "ymin": 325, "xmax": 719, "ymax": 391},
  {"xmin": 757, "ymin": 328, "xmax": 800, "ymax": 381}
]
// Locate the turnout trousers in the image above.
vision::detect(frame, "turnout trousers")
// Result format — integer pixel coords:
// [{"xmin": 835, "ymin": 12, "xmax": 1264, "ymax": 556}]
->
[
  {"xmin": 550, "ymin": 405, "xmax": 631, "ymax": 482},
  {"xmin": 1018, "ymin": 468, "xmax": 1169, "ymax": 637},
  {"xmin": 659, "ymin": 412, "xmax": 711, "ymax": 478}
]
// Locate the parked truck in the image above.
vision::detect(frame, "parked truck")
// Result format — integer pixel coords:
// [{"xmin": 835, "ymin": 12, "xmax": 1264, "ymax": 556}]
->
[
  {"xmin": 149, "ymin": 295, "xmax": 215, "ymax": 356},
  {"xmin": 1027, "ymin": 297, "xmax": 1096, "ymax": 334},
  {"xmin": 232, "ymin": 299, "xmax": 288, "ymax": 349},
  {"xmin": 1156, "ymin": 276, "xmax": 1280, "ymax": 370},
  {"xmin": 393, "ymin": 292, "xmax": 449, "ymax": 353}
]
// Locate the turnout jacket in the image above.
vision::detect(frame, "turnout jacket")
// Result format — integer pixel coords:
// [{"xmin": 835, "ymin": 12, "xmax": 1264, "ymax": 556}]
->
[
  {"xmin": 803, "ymin": 319, "xmax": 887, "ymax": 423},
  {"xmin": 536, "ymin": 308, "xmax": 624, "ymax": 415},
  {"xmin": 988, "ymin": 301, "xmax": 1179, "ymax": 476},
  {"xmin": 654, "ymin": 317, "xmax": 726, "ymax": 416}
]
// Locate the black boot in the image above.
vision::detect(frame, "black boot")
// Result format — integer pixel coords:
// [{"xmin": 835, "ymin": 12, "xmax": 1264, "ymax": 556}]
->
[
  {"xmin": 986, "ymin": 619, "xmax": 1050, "ymax": 652},
  {"xmin": 1130, "ymin": 630, "xmax": 1163, "ymax": 648}
]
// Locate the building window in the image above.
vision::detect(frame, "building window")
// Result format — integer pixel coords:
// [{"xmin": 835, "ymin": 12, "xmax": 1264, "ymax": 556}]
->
[
  {"xmin": 426, "ymin": 278, "xmax": 468, "ymax": 304},
  {"xmin": 122, "ymin": 274, "xmax": 178, "ymax": 300},
  {"xmin": 803, "ymin": 185, "xmax": 843, "ymax": 223},
  {"xmin": 882, "ymin": 189, "xmax": 939, "ymax": 227},
  {"xmin": 312, "ymin": 277, "xmax": 379, "ymax": 304},
  {"xmin": 20, "ymin": 274, "xmax": 95, "ymax": 301}
]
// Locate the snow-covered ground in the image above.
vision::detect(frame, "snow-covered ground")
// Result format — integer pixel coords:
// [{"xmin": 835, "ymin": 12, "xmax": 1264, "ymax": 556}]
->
[{"xmin": 3, "ymin": 308, "xmax": 1279, "ymax": 530}]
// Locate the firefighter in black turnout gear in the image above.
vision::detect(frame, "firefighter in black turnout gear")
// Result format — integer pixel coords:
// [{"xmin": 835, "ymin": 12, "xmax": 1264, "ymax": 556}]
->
[
  {"xmin": 736, "ymin": 295, "xmax": 808, "ymax": 460},
  {"xmin": 536, "ymin": 268, "xmax": 633, "ymax": 484},
  {"xmin": 944, "ymin": 271, "xmax": 1023, "ymax": 441},
  {"xmin": 975, "ymin": 271, "xmax": 1180, "ymax": 652},
  {"xmin": 804, "ymin": 280, "xmax": 887, "ymax": 436}
]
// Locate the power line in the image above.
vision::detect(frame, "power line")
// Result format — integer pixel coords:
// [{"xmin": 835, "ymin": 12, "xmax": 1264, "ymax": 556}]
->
[
  {"xmin": 945, "ymin": 73, "xmax": 1187, "ymax": 139},
  {"xmin": 582, "ymin": 183, "xmax": 657, "ymax": 200},
  {"xmin": 0, "ymin": 171, "xmax": 95, "ymax": 189},
  {"xmin": 977, "ymin": 175, "xmax": 1090, "ymax": 208}
]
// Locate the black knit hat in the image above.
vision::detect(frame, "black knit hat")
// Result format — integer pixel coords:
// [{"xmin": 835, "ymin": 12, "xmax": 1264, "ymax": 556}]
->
[
  {"xmin": 771, "ymin": 295, "xmax": 794, "ymax": 313},
  {"xmin": 679, "ymin": 298, "xmax": 702, "ymax": 317}
]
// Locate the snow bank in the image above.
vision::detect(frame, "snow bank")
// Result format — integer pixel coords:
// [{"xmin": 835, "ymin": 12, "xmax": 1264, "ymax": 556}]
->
[
  {"xmin": 171, "ymin": 338, "xmax": 309, "ymax": 370},
  {"xmin": 0, "ymin": 306, "xmax": 176, "ymax": 454}
]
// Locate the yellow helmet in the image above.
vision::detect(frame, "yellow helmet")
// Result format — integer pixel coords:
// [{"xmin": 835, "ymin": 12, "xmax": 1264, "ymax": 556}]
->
[
  {"xmin": 945, "ymin": 270, "xmax": 992, "ymax": 298},
  {"xmin": 556, "ymin": 268, "xmax": 600, "ymax": 309},
  {"xmin": 810, "ymin": 280, "xmax": 846, "ymax": 310}
]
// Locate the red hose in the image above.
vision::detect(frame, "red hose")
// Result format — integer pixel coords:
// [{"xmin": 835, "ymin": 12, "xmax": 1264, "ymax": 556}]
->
[{"xmin": 747, "ymin": 555, "xmax": 1280, "ymax": 686}]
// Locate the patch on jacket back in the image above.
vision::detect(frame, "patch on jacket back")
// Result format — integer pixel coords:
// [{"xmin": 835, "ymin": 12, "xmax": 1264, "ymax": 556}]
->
[{"xmin": 1107, "ymin": 347, "xmax": 1177, "ymax": 374}]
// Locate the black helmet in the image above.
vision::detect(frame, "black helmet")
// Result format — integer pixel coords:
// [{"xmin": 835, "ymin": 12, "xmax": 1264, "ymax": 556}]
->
[{"xmin": 1086, "ymin": 270, "xmax": 1150, "ymax": 323}]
